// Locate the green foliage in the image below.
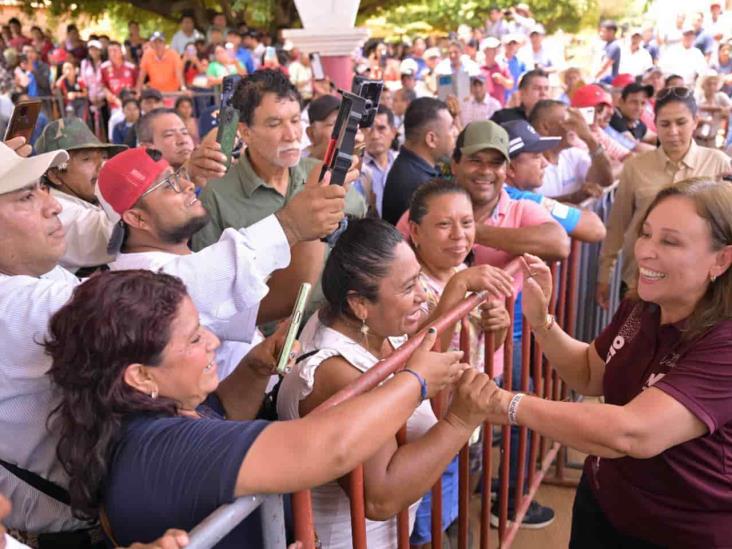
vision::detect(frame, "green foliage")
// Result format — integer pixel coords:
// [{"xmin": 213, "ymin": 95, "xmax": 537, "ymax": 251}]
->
[{"xmin": 359, "ymin": 0, "xmax": 601, "ymax": 35}]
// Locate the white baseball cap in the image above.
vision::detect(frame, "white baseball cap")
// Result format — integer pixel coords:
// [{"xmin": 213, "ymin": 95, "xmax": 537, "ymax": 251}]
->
[
  {"xmin": 400, "ymin": 58, "xmax": 419, "ymax": 76},
  {"xmin": 0, "ymin": 142, "xmax": 69, "ymax": 195}
]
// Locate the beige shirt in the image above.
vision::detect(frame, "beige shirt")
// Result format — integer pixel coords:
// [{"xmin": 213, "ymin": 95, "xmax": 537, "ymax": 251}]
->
[{"xmin": 599, "ymin": 141, "xmax": 731, "ymax": 285}]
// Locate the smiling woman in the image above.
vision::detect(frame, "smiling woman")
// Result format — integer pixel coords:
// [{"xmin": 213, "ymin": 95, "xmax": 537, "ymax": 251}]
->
[
  {"xmin": 45, "ymin": 268, "xmax": 474, "ymax": 547},
  {"xmin": 478, "ymin": 179, "xmax": 732, "ymax": 547},
  {"xmin": 277, "ymin": 217, "xmax": 512, "ymax": 548}
]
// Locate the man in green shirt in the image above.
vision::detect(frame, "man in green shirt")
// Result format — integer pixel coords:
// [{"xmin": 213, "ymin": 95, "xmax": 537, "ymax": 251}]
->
[{"xmin": 192, "ymin": 69, "xmax": 364, "ymax": 320}]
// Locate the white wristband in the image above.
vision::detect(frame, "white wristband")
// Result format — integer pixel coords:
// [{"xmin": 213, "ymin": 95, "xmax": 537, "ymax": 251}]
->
[{"xmin": 508, "ymin": 393, "xmax": 525, "ymax": 426}]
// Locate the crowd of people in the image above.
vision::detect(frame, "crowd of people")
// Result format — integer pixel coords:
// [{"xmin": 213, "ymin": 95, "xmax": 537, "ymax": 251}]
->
[{"xmin": 1, "ymin": 2, "xmax": 732, "ymax": 549}]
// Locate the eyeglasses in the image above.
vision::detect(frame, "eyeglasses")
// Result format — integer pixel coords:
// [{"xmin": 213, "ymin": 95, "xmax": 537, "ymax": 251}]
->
[
  {"xmin": 141, "ymin": 167, "xmax": 190, "ymax": 198},
  {"xmin": 656, "ymin": 86, "xmax": 692, "ymax": 101}
]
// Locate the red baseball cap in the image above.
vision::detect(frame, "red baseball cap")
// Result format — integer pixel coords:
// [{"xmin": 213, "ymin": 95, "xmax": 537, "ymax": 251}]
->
[
  {"xmin": 98, "ymin": 148, "xmax": 170, "ymax": 215},
  {"xmin": 611, "ymin": 73, "xmax": 635, "ymax": 89},
  {"xmin": 571, "ymin": 84, "xmax": 613, "ymax": 108}
]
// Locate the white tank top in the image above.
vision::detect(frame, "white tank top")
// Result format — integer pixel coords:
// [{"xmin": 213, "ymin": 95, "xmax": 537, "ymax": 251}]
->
[{"xmin": 277, "ymin": 313, "xmax": 438, "ymax": 548}]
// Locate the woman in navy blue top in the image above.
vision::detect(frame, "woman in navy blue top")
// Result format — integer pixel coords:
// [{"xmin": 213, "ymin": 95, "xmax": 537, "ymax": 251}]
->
[{"xmin": 46, "ymin": 269, "xmax": 472, "ymax": 547}]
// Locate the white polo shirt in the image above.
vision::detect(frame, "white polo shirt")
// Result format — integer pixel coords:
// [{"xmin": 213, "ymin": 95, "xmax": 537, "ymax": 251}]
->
[{"xmin": 536, "ymin": 146, "xmax": 592, "ymax": 198}]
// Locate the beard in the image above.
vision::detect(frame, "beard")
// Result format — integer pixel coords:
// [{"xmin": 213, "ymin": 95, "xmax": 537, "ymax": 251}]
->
[{"xmin": 158, "ymin": 211, "xmax": 211, "ymax": 245}]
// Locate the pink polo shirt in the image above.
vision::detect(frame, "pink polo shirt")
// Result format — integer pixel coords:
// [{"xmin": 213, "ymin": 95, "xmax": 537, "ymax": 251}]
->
[{"xmin": 396, "ymin": 189, "xmax": 554, "ymax": 377}]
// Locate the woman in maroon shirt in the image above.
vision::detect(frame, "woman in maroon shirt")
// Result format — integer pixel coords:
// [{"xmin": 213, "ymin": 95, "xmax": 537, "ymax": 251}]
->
[{"xmin": 483, "ymin": 178, "xmax": 732, "ymax": 547}]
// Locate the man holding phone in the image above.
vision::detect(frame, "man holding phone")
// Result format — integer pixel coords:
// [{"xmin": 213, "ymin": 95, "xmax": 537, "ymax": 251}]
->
[{"xmin": 192, "ymin": 69, "xmax": 364, "ymax": 319}]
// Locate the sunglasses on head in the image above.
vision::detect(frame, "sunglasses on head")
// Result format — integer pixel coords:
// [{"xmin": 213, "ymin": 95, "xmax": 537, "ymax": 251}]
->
[{"xmin": 657, "ymin": 86, "xmax": 692, "ymax": 100}]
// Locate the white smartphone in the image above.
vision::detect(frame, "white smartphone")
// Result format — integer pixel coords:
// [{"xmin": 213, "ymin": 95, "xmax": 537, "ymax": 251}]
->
[
  {"xmin": 579, "ymin": 106, "xmax": 595, "ymax": 125},
  {"xmin": 276, "ymin": 282, "xmax": 312, "ymax": 374}
]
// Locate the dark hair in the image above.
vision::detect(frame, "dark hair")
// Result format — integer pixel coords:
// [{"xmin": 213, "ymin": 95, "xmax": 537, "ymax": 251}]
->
[
  {"xmin": 8, "ymin": 17, "xmax": 21, "ymax": 27},
  {"xmin": 409, "ymin": 178, "xmax": 471, "ymax": 224},
  {"xmin": 179, "ymin": 13, "xmax": 195, "ymax": 23},
  {"xmin": 631, "ymin": 178, "xmax": 732, "ymax": 341},
  {"xmin": 66, "ymin": 24, "xmax": 78, "ymax": 33},
  {"xmin": 528, "ymin": 98, "xmax": 564, "ymax": 127},
  {"xmin": 46, "ymin": 270, "xmax": 185, "ymax": 518},
  {"xmin": 654, "ymin": 86, "xmax": 697, "ymax": 117},
  {"xmin": 174, "ymin": 95, "xmax": 194, "ymax": 110},
  {"xmin": 232, "ymin": 68, "xmax": 301, "ymax": 126},
  {"xmin": 518, "ymin": 68, "xmax": 549, "ymax": 90},
  {"xmin": 664, "ymin": 74, "xmax": 683, "ymax": 87},
  {"xmin": 107, "ymin": 40, "xmax": 122, "ymax": 49},
  {"xmin": 404, "ymin": 97, "xmax": 448, "ymax": 142},
  {"xmin": 122, "ymin": 97, "xmax": 139, "ymax": 109},
  {"xmin": 600, "ymin": 19, "xmax": 618, "ymax": 31},
  {"xmin": 321, "ymin": 217, "xmax": 404, "ymax": 322},
  {"xmin": 137, "ymin": 108, "xmax": 177, "ymax": 143},
  {"xmin": 376, "ymin": 104, "xmax": 395, "ymax": 127}
]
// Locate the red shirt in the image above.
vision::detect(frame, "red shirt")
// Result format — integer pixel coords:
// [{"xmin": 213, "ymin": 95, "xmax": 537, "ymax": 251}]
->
[
  {"xmin": 591, "ymin": 300, "xmax": 732, "ymax": 547},
  {"xmin": 100, "ymin": 60, "xmax": 138, "ymax": 108},
  {"xmin": 481, "ymin": 62, "xmax": 510, "ymax": 107}
]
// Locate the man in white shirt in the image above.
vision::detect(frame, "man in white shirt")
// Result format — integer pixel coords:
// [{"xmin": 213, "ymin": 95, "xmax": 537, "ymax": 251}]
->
[
  {"xmin": 529, "ymin": 99, "xmax": 614, "ymax": 202},
  {"xmin": 170, "ymin": 13, "xmax": 204, "ymax": 55},
  {"xmin": 659, "ymin": 26, "xmax": 708, "ymax": 85},
  {"xmin": 460, "ymin": 74, "xmax": 502, "ymax": 127},
  {"xmin": 0, "ymin": 139, "xmax": 345, "ymax": 538},
  {"xmin": 100, "ymin": 147, "xmax": 283, "ymax": 380},
  {"xmin": 619, "ymin": 29, "xmax": 653, "ymax": 77}
]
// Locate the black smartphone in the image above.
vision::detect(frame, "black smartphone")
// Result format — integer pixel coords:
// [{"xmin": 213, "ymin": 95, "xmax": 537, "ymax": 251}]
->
[
  {"xmin": 310, "ymin": 52, "xmax": 325, "ymax": 81},
  {"xmin": 216, "ymin": 106, "xmax": 239, "ymax": 170},
  {"xmin": 220, "ymin": 74, "xmax": 242, "ymax": 110},
  {"xmin": 5, "ymin": 100, "xmax": 42, "ymax": 142}
]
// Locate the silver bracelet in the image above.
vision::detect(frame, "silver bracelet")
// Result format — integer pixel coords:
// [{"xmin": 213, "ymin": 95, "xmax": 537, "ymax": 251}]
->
[{"xmin": 507, "ymin": 393, "xmax": 525, "ymax": 426}]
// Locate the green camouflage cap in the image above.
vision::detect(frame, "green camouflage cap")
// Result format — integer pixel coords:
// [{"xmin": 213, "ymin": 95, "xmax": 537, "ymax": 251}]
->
[
  {"xmin": 34, "ymin": 117, "xmax": 127, "ymax": 156},
  {"xmin": 459, "ymin": 120, "xmax": 510, "ymax": 162}
]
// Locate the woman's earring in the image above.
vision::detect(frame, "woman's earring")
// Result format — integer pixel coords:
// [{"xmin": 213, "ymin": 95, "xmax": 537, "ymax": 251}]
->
[
  {"xmin": 711, "ymin": 273, "xmax": 718, "ymax": 283},
  {"xmin": 150, "ymin": 387, "xmax": 159, "ymax": 399},
  {"xmin": 360, "ymin": 317, "xmax": 370, "ymax": 341}
]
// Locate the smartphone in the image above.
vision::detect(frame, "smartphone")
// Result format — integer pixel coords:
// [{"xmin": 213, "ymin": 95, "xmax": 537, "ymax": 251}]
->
[
  {"xmin": 4, "ymin": 100, "xmax": 41, "ymax": 142},
  {"xmin": 310, "ymin": 52, "xmax": 325, "ymax": 81},
  {"xmin": 579, "ymin": 106, "xmax": 595, "ymax": 125},
  {"xmin": 264, "ymin": 46, "xmax": 277, "ymax": 63},
  {"xmin": 220, "ymin": 74, "xmax": 241, "ymax": 110},
  {"xmin": 276, "ymin": 282, "xmax": 312, "ymax": 374},
  {"xmin": 216, "ymin": 105, "xmax": 239, "ymax": 170}
]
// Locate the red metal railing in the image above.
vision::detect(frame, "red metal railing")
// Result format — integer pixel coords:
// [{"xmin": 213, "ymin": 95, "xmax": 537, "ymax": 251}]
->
[{"xmin": 290, "ymin": 246, "xmax": 584, "ymax": 548}]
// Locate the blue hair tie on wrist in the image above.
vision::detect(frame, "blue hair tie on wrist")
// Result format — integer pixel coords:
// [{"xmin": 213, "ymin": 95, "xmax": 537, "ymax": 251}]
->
[{"xmin": 400, "ymin": 368, "xmax": 428, "ymax": 402}]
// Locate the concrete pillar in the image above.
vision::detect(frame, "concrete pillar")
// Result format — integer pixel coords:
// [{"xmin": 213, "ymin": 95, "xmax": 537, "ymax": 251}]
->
[{"xmin": 282, "ymin": 0, "xmax": 369, "ymax": 90}]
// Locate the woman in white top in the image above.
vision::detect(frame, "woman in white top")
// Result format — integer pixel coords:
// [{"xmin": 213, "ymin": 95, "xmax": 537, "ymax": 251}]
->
[{"xmin": 277, "ymin": 217, "xmax": 514, "ymax": 548}]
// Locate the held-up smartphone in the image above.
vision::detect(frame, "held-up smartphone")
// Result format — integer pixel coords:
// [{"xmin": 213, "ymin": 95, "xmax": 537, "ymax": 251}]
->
[
  {"xmin": 216, "ymin": 106, "xmax": 239, "ymax": 170},
  {"xmin": 276, "ymin": 282, "xmax": 312, "ymax": 374},
  {"xmin": 264, "ymin": 46, "xmax": 277, "ymax": 63},
  {"xmin": 216, "ymin": 74, "xmax": 242, "ymax": 169},
  {"xmin": 4, "ymin": 100, "xmax": 42, "ymax": 142},
  {"xmin": 220, "ymin": 74, "xmax": 241, "ymax": 109},
  {"xmin": 579, "ymin": 106, "xmax": 595, "ymax": 126},
  {"xmin": 310, "ymin": 52, "xmax": 325, "ymax": 80}
]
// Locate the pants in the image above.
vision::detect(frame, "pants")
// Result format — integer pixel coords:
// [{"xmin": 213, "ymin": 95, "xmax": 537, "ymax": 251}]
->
[{"xmin": 569, "ymin": 474, "xmax": 663, "ymax": 549}]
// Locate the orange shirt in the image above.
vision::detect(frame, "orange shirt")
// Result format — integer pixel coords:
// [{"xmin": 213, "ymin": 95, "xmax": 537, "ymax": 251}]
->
[{"xmin": 140, "ymin": 48, "xmax": 182, "ymax": 92}]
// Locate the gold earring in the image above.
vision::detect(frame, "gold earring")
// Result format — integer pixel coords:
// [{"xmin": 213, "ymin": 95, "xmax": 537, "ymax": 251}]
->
[{"xmin": 360, "ymin": 317, "xmax": 369, "ymax": 341}]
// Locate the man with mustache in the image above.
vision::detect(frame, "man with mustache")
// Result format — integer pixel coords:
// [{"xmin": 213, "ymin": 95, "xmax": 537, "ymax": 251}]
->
[{"xmin": 192, "ymin": 69, "xmax": 363, "ymax": 319}]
